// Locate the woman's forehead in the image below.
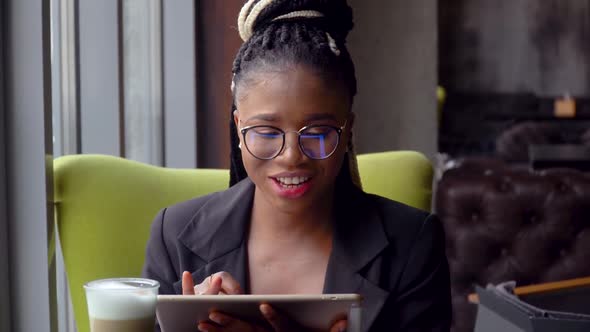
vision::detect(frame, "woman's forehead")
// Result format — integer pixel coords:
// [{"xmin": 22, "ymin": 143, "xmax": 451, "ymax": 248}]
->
[
  {"xmin": 239, "ymin": 111, "xmax": 342, "ymax": 123},
  {"xmin": 236, "ymin": 95, "xmax": 349, "ymax": 124},
  {"xmin": 235, "ymin": 66, "xmax": 350, "ymax": 121},
  {"xmin": 237, "ymin": 65, "xmax": 349, "ymax": 97}
]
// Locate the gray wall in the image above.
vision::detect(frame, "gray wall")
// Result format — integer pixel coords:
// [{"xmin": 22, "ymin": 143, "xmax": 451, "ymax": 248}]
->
[
  {"xmin": 439, "ymin": 0, "xmax": 590, "ymax": 95},
  {"xmin": 348, "ymin": 0, "xmax": 438, "ymax": 159}
]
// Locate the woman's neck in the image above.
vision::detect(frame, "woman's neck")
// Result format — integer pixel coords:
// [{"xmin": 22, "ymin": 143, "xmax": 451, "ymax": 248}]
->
[{"xmin": 249, "ymin": 187, "xmax": 335, "ymax": 243}]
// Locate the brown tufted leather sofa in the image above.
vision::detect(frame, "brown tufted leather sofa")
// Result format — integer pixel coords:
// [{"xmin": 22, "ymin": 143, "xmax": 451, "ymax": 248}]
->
[
  {"xmin": 495, "ymin": 122, "xmax": 590, "ymax": 162},
  {"xmin": 435, "ymin": 158, "xmax": 590, "ymax": 332}
]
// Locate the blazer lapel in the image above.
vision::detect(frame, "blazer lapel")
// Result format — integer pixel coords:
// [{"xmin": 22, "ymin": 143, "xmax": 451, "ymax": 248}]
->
[
  {"xmin": 323, "ymin": 257, "xmax": 389, "ymax": 332},
  {"xmin": 173, "ymin": 179, "xmax": 255, "ymax": 294},
  {"xmin": 171, "ymin": 179, "xmax": 390, "ymax": 330},
  {"xmin": 324, "ymin": 186, "xmax": 390, "ymax": 331},
  {"xmin": 179, "ymin": 245, "xmax": 249, "ymax": 295}
]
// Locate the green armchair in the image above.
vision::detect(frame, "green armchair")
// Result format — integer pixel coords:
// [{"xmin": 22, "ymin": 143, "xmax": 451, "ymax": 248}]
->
[{"xmin": 53, "ymin": 150, "xmax": 432, "ymax": 332}]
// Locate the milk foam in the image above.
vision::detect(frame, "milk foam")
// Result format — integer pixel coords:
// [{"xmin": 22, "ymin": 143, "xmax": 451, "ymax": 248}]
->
[{"xmin": 86, "ymin": 281, "xmax": 157, "ymax": 320}]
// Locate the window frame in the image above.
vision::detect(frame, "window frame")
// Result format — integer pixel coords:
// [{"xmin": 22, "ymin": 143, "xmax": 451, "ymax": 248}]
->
[
  {"xmin": 1, "ymin": 0, "xmax": 57, "ymax": 331},
  {"xmin": 0, "ymin": 0, "xmax": 11, "ymax": 330}
]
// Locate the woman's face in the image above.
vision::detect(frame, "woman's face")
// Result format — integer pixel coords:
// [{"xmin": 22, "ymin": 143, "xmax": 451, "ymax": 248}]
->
[{"xmin": 234, "ymin": 65, "xmax": 353, "ymax": 213}]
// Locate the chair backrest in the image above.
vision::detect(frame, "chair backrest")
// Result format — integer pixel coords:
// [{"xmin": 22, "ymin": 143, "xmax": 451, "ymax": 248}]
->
[{"xmin": 53, "ymin": 150, "xmax": 432, "ymax": 332}]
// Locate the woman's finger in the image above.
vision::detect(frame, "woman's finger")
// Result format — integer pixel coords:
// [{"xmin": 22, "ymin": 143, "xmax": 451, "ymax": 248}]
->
[
  {"xmin": 194, "ymin": 275, "xmax": 219, "ymax": 295},
  {"xmin": 209, "ymin": 311, "xmax": 248, "ymax": 330},
  {"xmin": 195, "ymin": 271, "xmax": 243, "ymax": 295},
  {"xmin": 329, "ymin": 319, "xmax": 347, "ymax": 332},
  {"xmin": 182, "ymin": 271, "xmax": 195, "ymax": 295},
  {"xmin": 199, "ymin": 275, "xmax": 223, "ymax": 295},
  {"xmin": 193, "ymin": 275, "xmax": 211, "ymax": 295},
  {"xmin": 197, "ymin": 321, "xmax": 221, "ymax": 332},
  {"xmin": 212, "ymin": 271, "xmax": 243, "ymax": 294},
  {"xmin": 197, "ymin": 311, "xmax": 258, "ymax": 332},
  {"xmin": 260, "ymin": 304, "xmax": 299, "ymax": 332}
]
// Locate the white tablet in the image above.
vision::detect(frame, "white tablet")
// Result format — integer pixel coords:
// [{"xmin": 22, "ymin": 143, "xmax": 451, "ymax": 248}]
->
[{"xmin": 157, "ymin": 294, "xmax": 363, "ymax": 332}]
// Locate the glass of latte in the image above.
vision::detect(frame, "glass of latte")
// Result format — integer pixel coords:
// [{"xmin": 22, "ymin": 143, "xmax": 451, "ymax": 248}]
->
[{"xmin": 84, "ymin": 278, "xmax": 159, "ymax": 332}]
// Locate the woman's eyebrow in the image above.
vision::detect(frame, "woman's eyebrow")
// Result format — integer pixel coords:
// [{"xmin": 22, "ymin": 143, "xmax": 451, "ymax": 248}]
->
[
  {"xmin": 304, "ymin": 113, "xmax": 338, "ymax": 122},
  {"xmin": 245, "ymin": 113, "xmax": 338, "ymax": 123},
  {"xmin": 245, "ymin": 113, "xmax": 278, "ymax": 122}
]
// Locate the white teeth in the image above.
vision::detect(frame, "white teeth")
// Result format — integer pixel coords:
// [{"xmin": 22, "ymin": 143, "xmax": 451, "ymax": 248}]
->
[{"xmin": 276, "ymin": 176, "xmax": 309, "ymax": 185}]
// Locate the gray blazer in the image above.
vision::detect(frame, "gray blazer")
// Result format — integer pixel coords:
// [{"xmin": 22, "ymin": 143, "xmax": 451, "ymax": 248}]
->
[{"xmin": 142, "ymin": 178, "xmax": 451, "ymax": 332}]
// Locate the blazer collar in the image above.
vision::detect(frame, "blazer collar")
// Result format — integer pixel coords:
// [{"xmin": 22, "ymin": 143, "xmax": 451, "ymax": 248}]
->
[
  {"xmin": 178, "ymin": 179, "xmax": 389, "ymax": 265},
  {"xmin": 178, "ymin": 178, "xmax": 254, "ymax": 262},
  {"xmin": 331, "ymin": 185, "xmax": 389, "ymax": 271},
  {"xmin": 177, "ymin": 179, "xmax": 390, "ymax": 330},
  {"xmin": 174, "ymin": 179, "xmax": 254, "ymax": 294},
  {"xmin": 324, "ymin": 185, "xmax": 390, "ymax": 330}
]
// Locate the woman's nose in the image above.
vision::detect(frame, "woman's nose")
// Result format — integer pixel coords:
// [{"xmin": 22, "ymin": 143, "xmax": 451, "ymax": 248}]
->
[{"xmin": 277, "ymin": 132, "xmax": 305, "ymax": 163}]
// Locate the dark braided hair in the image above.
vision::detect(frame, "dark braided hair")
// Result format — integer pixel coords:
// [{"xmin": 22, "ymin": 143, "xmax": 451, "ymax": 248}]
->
[{"xmin": 229, "ymin": 0, "xmax": 360, "ymax": 190}]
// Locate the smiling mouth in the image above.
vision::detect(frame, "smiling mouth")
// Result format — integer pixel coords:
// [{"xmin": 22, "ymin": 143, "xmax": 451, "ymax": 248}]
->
[{"xmin": 272, "ymin": 176, "xmax": 311, "ymax": 188}]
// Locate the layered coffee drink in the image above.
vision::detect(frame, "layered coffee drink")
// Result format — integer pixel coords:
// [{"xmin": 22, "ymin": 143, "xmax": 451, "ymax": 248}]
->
[
  {"xmin": 90, "ymin": 316, "xmax": 154, "ymax": 332},
  {"xmin": 84, "ymin": 278, "xmax": 159, "ymax": 332}
]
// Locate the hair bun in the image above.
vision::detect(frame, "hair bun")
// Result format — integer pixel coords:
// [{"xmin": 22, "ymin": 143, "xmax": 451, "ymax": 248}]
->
[{"xmin": 238, "ymin": 0, "xmax": 353, "ymax": 42}]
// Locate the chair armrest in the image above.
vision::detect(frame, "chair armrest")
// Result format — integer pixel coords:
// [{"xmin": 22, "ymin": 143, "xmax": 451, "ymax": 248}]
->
[{"xmin": 468, "ymin": 276, "xmax": 590, "ymax": 304}]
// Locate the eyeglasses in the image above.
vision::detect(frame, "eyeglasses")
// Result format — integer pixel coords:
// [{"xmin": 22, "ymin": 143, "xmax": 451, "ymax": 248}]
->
[{"xmin": 239, "ymin": 121, "xmax": 347, "ymax": 160}]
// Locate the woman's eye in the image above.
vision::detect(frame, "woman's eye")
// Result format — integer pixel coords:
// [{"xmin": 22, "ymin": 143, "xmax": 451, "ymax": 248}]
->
[
  {"xmin": 253, "ymin": 129, "xmax": 281, "ymax": 137},
  {"xmin": 304, "ymin": 127, "xmax": 331, "ymax": 136}
]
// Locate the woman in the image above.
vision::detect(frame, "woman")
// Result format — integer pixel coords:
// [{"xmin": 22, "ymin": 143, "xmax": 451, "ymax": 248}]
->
[{"xmin": 142, "ymin": 0, "xmax": 451, "ymax": 331}]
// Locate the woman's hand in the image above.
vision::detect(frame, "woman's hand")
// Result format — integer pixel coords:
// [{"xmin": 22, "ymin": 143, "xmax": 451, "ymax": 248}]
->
[
  {"xmin": 181, "ymin": 271, "xmax": 347, "ymax": 332},
  {"xmin": 181, "ymin": 271, "xmax": 243, "ymax": 295},
  {"xmin": 258, "ymin": 304, "xmax": 347, "ymax": 332},
  {"xmin": 196, "ymin": 304, "xmax": 347, "ymax": 332}
]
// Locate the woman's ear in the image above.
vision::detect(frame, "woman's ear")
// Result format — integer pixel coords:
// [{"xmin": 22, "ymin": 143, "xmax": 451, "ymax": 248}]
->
[
  {"xmin": 233, "ymin": 110, "xmax": 242, "ymax": 149},
  {"xmin": 233, "ymin": 109, "xmax": 240, "ymax": 128}
]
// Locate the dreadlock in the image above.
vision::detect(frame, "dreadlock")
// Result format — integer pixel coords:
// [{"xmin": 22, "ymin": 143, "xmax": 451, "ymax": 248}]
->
[{"xmin": 229, "ymin": 0, "xmax": 361, "ymax": 191}]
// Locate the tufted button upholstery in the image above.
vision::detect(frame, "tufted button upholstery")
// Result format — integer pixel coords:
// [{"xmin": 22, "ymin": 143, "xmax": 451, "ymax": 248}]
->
[
  {"xmin": 496, "ymin": 121, "xmax": 590, "ymax": 162},
  {"xmin": 435, "ymin": 158, "xmax": 590, "ymax": 332}
]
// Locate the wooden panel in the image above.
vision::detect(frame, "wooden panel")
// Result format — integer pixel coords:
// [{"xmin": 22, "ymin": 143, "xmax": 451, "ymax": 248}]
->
[
  {"xmin": 439, "ymin": 0, "xmax": 590, "ymax": 95},
  {"xmin": 196, "ymin": 0, "xmax": 243, "ymax": 168}
]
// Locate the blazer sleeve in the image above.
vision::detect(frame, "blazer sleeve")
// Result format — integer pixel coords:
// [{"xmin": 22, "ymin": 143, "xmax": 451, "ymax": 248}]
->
[
  {"xmin": 142, "ymin": 208, "xmax": 180, "ymax": 332},
  {"xmin": 142, "ymin": 208, "xmax": 178, "ymax": 295},
  {"xmin": 394, "ymin": 214, "xmax": 452, "ymax": 332}
]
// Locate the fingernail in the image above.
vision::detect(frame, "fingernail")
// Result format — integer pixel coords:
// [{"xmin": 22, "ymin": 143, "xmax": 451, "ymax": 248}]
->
[
  {"xmin": 260, "ymin": 304, "xmax": 271, "ymax": 316},
  {"xmin": 197, "ymin": 325, "xmax": 208, "ymax": 332},
  {"xmin": 209, "ymin": 313, "xmax": 222, "ymax": 324}
]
